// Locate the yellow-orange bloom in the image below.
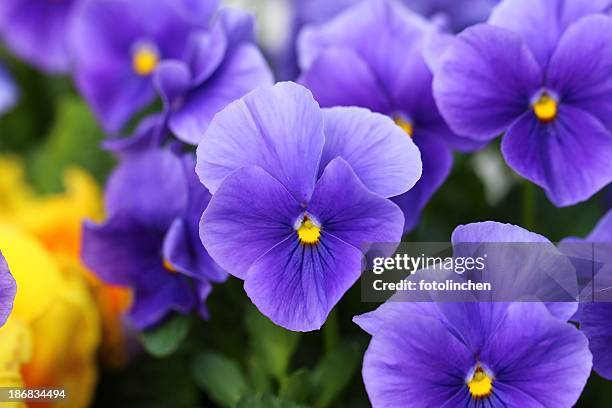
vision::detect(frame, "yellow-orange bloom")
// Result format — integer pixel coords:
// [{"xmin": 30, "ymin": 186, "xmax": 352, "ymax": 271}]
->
[{"xmin": 0, "ymin": 226, "xmax": 100, "ymax": 408}]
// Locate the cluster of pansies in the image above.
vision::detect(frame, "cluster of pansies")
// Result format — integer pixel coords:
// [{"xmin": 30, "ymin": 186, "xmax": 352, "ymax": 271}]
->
[{"xmin": 2, "ymin": 0, "xmax": 612, "ymax": 406}]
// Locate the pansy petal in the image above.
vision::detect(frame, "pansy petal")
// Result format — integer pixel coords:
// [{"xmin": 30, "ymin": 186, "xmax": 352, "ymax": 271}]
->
[
  {"xmin": 489, "ymin": 0, "xmax": 612, "ymax": 69},
  {"xmin": 196, "ymin": 82, "xmax": 324, "ymax": 202},
  {"xmin": 578, "ymin": 303, "xmax": 612, "ymax": 379},
  {"xmin": 502, "ymin": 107, "xmax": 612, "ymax": 207},
  {"xmin": 362, "ymin": 311, "xmax": 473, "ymax": 407},
  {"xmin": 171, "ymin": 44, "xmax": 273, "ymax": 145},
  {"xmin": 187, "ymin": 24, "xmax": 228, "ymax": 85},
  {"xmin": 200, "ymin": 166, "xmax": 302, "ymax": 279},
  {"xmin": 308, "ymin": 158, "xmax": 405, "ymax": 250},
  {"xmin": 104, "ymin": 149, "xmax": 188, "ymax": 228},
  {"xmin": 129, "ymin": 267, "xmax": 197, "ymax": 330},
  {"xmin": 0, "ymin": 252, "xmax": 16, "ymax": 327},
  {"xmin": 547, "ymin": 15, "xmax": 612, "ymax": 130},
  {"xmin": 433, "ymin": 24, "xmax": 542, "ymax": 140},
  {"xmin": 74, "ymin": 66, "xmax": 156, "ymax": 133},
  {"xmin": 587, "ymin": 209, "xmax": 612, "ymax": 242},
  {"xmin": 392, "ymin": 136, "xmax": 452, "ymax": 232},
  {"xmin": 319, "ymin": 107, "xmax": 421, "ymax": 198},
  {"xmin": 102, "ymin": 114, "xmax": 166, "ymax": 158},
  {"xmin": 244, "ymin": 233, "xmax": 363, "ymax": 331},
  {"xmin": 82, "ymin": 216, "xmax": 165, "ymax": 287},
  {"xmin": 154, "ymin": 60, "xmax": 191, "ymax": 108},
  {"xmin": 481, "ymin": 303, "xmax": 591, "ymax": 408},
  {"xmin": 298, "ymin": 48, "xmax": 391, "ymax": 113}
]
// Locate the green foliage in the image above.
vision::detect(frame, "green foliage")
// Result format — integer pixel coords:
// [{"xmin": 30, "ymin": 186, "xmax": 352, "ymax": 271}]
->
[
  {"xmin": 234, "ymin": 394, "xmax": 307, "ymax": 408},
  {"xmin": 140, "ymin": 314, "xmax": 191, "ymax": 358},
  {"xmin": 311, "ymin": 340, "xmax": 362, "ymax": 408},
  {"xmin": 192, "ymin": 351, "xmax": 251, "ymax": 407},
  {"xmin": 28, "ymin": 97, "xmax": 114, "ymax": 193},
  {"xmin": 244, "ymin": 306, "xmax": 301, "ymax": 380}
]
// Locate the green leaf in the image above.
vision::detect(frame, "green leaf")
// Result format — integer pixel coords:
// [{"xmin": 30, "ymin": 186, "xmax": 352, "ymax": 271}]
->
[
  {"xmin": 139, "ymin": 314, "xmax": 191, "ymax": 358},
  {"xmin": 245, "ymin": 306, "xmax": 301, "ymax": 380},
  {"xmin": 312, "ymin": 340, "xmax": 362, "ymax": 408},
  {"xmin": 28, "ymin": 96, "xmax": 114, "ymax": 193},
  {"xmin": 234, "ymin": 393, "xmax": 306, "ymax": 408},
  {"xmin": 192, "ymin": 351, "xmax": 250, "ymax": 407},
  {"xmin": 279, "ymin": 369, "xmax": 312, "ymax": 403}
]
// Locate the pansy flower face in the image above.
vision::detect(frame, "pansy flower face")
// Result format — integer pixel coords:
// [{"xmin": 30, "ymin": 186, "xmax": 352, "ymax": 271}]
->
[
  {"xmin": 0, "ymin": 251, "xmax": 16, "ymax": 328},
  {"xmin": 297, "ymin": 0, "xmax": 480, "ymax": 231},
  {"xmin": 0, "ymin": 0, "xmax": 78, "ymax": 73},
  {"xmin": 70, "ymin": 0, "xmax": 220, "ymax": 132},
  {"xmin": 82, "ymin": 149, "xmax": 225, "ymax": 329},
  {"xmin": 354, "ymin": 222, "xmax": 592, "ymax": 408},
  {"xmin": 434, "ymin": 0, "xmax": 612, "ymax": 206},
  {"xmin": 197, "ymin": 82, "xmax": 422, "ymax": 331}
]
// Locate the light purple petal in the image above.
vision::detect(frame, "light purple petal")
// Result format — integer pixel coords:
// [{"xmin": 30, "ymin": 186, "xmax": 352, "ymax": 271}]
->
[
  {"xmin": 489, "ymin": 0, "xmax": 612, "ymax": 69},
  {"xmin": 200, "ymin": 166, "xmax": 302, "ymax": 280},
  {"xmin": 501, "ymin": 107, "xmax": 612, "ymax": 207},
  {"xmin": 171, "ymin": 44, "xmax": 273, "ymax": 145},
  {"xmin": 547, "ymin": 14, "xmax": 612, "ymax": 131},
  {"xmin": 196, "ymin": 82, "xmax": 324, "ymax": 203},
  {"xmin": 154, "ymin": 60, "xmax": 191, "ymax": 108},
  {"xmin": 308, "ymin": 158, "xmax": 405, "ymax": 250},
  {"xmin": 104, "ymin": 149, "xmax": 188, "ymax": 228},
  {"xmin": 452, "ymin": 222, "xmax": 578, "ymax": 321},
  {"xmin": 319, "ymin": 107, "xmax": 422, "ymax": 198},
  {"xmin": 587, "ymin": 209, "xmax": 612, "ymax": 242},
  {"xmin": 433, "ymin": 24, "xmax": 542, "ymax": 140},
  {"xmin": 0, "ymin": 252, "xmax": 16, "ymax": 328},
  {"xmin": 298, "ymin": 48, "xmax": 391, "ymax": 113},
  {"xmin": 244, "ymin": 233, "xmax": 363, "ymax": 332},
  {"xmin": 392, "ymin": 136, "xmax": 453, "ymax": 232}
]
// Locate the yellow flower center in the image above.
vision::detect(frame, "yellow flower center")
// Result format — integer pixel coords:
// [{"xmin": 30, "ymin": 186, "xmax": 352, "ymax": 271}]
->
[
  {"xmin": 132, "ymin": 44, "xmax": 160, "ymax": 76},
  {"xmin": 533, "ymin": 93, "xmax": 558, "ymax": 122},
  {"xmin": 394, "ymin": 116, "xmax": 414, "ymax": 137},
  {"xmin": 467, "ymin": 367, "xmax": 493, "ymax": 399},
  {"xmin": 163, "ymin": 259, "xmax": 177, "ymax": 273},
  {"xmin": 297, "ymin": 217, "xmax": 321, "ymax": 245}
]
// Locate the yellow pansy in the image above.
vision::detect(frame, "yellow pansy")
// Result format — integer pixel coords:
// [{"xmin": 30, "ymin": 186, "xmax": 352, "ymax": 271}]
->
[{"xmin": 0, "ymin": 226, "xmax": 100, "ymax": 408}]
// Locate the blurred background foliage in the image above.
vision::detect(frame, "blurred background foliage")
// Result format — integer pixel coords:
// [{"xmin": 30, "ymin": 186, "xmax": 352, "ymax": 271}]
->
[{"xmin": 1, "ymin": 13, "xmax": 611, "ymax": 408}]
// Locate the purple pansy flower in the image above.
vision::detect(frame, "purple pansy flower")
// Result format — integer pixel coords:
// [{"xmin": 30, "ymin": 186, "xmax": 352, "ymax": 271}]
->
[
  {"xmin": 0, "ymin": 63, "xmax": 18, "ymax": 114},
  {"xmin": 70, "ymin": 0, "xmax": 216, "ymax": 132},
  {"xmin": 354, "ymin": 222, "xmax": 592, "ymax": 407},
  {"xmin": 0, "ymin": 0, "xmax": 78, "ymax": 73},
  {"xmin": 82, "ymin": 148, "xmax": 226, "ymax": 329},
  {"xmin": 154, "ymin": 8, "xmax": 274, "ymax": 145},
  {"xmin": 433, "ymin": 0, "xmax": 612, "ymax": 206},
  {"xmin": 563, "ymin": 209, "xmax": 612, "ymax": 379},
  {"xmin": 298, "ymin": 0, "xmax": 480, "ymax": 231},
  {"xmin": 197, "ymin": 82, "xmax": 421, "ymax": 331},
  {"xmin": 0, "ymin": 251, "xmax": 16, "ymax": 328}
]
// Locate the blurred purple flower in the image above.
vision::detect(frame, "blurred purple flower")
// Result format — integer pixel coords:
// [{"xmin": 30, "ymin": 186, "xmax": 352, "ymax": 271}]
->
[
  {"xmin": 197, "ymin": 82, "xmax": 421, "ymax": 331},
  {"xmin": 70, "ymin": 0, "xmax": 215, "ymax": 132},
  {"xmin": 0, "ymin": 251, "xmax": 16, "ymax": 328},
  {"xmin": 0, "ymin": 63, "xmax": 18, "ymax": 114},
  {"xmin": 354, "ymin": 222, "xmax": 592, "ymax": 407},
  {"xmin": 82, "ymin": 148, "xmax": 226, "ymax": 329},
  {"xmin": 154, "ymin": 8, "xmax": 273, "ymax": 145},
  {"xmin": 298, "ymin": 0, "xmax": 480, "ymax": 232},
  {"xmin": 434, "ymin": 0, "xmax": 612, "ymax": 206},
  {"xmin": 276, "ymin": 0, "xmax": 498, "ymax": 80},
  {"xmin": 563, "ymin": 210, "xmax": 612, "ymax": 379},
  {"xmin": 0, "ymin": 0, "xmax": 78, "ymax": 73}
]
